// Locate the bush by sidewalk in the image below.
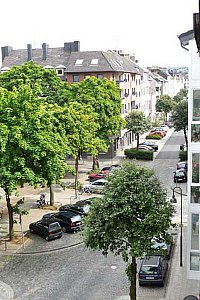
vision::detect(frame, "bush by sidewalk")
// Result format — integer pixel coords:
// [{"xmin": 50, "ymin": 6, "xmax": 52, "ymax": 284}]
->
[
  {"xmin": 146, "ymin": 134, "xmax": 162, "ymax": 140},
  {"xmin": 124, "ymin": 148, "xmax": 154, "ymax": 160},
  {"xmin": 179, "ymin": 150, "xmax": 187, "ymax": 161}
]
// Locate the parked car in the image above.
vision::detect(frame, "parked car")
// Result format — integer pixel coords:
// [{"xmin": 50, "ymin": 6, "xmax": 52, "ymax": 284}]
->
[
  {"xmin": 139, "ymin": 141, "xmax": 158, "ymax": 151},
  {"xmin": 88, "ymin": 172, "xmax": 106, "ymax": 182},
  {"xmin": 160, "ymin": 124, "xmax": 169, "ymax": 132},
  {"xmin": 149, "ymin": 130, "xmax": 165, "ymax": 138},
  {"xmin": 174, "ymin": 169, "xmax": 187, "ymax": 183},
  {"xmin": 100, "ymin": 165, "xmax": 120, "ymax": 174},
  {"xmin": 176, "ymin": 161, "xmax": 187, "ymax": 171},
  {"xmin": 29, "ymin": 220, "xmax": 63, "ymax": 241},
  {"xmin": 59, "ymin": 197, "xmax": 99, "ymax": 215},
  {"xmin": 151, "ymin": 237, "xmax": 173, "ymax": 259},
  {"xmin": 42, "ymin": 211, "xmax": 82, "ymax": 232},
  {"xmin": 133, "ymin": 145, "xmax": 154, "ymax": 151},
  {"xmin": 138, "ymin": 255, "xmax": 168, "ymax": 287},
  {"xmin": 154, "ymin": 127, "xmax": 167, "ymax": 136},
  {"xmin": 82, "ymin": 178, "xmax": 107, "ymax": 193}
]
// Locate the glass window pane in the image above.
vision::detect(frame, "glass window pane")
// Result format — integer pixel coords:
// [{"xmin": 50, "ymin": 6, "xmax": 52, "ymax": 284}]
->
[
  {"xmin": 191, "ymin": 186, "xmax": 200, "ymax": 203},
  {"xmin": 191, "ymin": 214, "xmax": 199, "ymax": 250},
  {"xmin": 193, "ymin": 90, "xmax": 200, "ymax": 121},
  {"xmin": 190, "ymin": 252, "xmax": 200, "ymax": 271},
  {"xmin": 192, "ymin": 124, "xmax": 200, "ymax": 142},
  {"xmin": 192, "ymin": 153, "xmax": 200, "ymax": 183}
]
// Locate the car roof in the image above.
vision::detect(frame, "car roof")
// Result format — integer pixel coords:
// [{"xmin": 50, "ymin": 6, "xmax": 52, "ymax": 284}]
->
[
  {"xmin": 142, "ymin": 255, "xmax": 161, "ymax": 266},
  {"xmin": 92, "ymin": 178, "xmax": 107, "ymax": 183},
  {"xmin": 58, "ymin": 210, "xmax": 80, "ymax": 217}
]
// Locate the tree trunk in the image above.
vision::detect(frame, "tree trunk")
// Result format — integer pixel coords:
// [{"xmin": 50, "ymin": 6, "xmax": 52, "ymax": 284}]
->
[
  {"xmin": 129, "ymin": 256, "xmax": 137, "ymax": 300},
  {"xmin": 183, "ymin": 126, "xmax": 188, "ymax": 149},
  {"xmin": 5, "ymin": 190, "xmax": 14, "ymax": 241},
  {"xmin": 49, "ymin": 184, "xmax": 54, "ymax": 206},
  {"xmin": 92, "ymin": 156, "xmax": 99, "ymax": 170},
  {"xmin": 136, "ymin": 133, "xmax": 139, "ymax": 149},
  {"xmin": 75, "ymin": 156, "xmax": 79, "ymax": 198}
]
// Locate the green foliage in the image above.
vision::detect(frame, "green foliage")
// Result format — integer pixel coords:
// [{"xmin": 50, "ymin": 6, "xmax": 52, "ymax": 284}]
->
[
  {"xmin": 69, "ymin": 76, "xmax": 125, "ymax": 146},
  {"xmin": 146, "ymin": 134, "xmax": 162, "ymax": 140},
  {"xmin": 124, "ymin": 148, "xmax": 153, "ymax": 160},
  {"xmin": 125, "ymin": 111, "xmax": 151, "ymax": 135},
  {"xmin": 173, "ymin": 89, "xmax": 188, "ymax": 103},
  {"xmin": 171, "ymin": 100, "xmax": 188, "ymax": 132},
  {"xmin": 83, "ymin": 162, "xmax": 174, "ymax": 282},
  {"xmin": 156, "ymin": 95, "xmax": 175, "ymax": 120},
  {"xmin": 179, "ymin": 150, "xmax": 187, "ymax": 161}
]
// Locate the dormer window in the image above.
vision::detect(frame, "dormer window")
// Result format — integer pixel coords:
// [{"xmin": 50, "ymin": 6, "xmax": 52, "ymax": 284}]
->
[
  {"xmin": 56, "ymin": 69, "xmax": 64, "ymax": 76},
  {"xmin": 55, "ymin": 64, "xmax": 66, "ymax": 76}
]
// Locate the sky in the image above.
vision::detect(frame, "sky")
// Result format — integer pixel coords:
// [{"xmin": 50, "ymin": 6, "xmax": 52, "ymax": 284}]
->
[{"xmin": 0, "ymin": 0, "xmax": 199, "ymax": 68}]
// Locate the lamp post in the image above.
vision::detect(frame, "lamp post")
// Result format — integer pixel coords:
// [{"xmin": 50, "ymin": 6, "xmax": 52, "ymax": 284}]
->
[{"xmin": 170, "ymin": 186, "xmax": 183, "ymax": 267}]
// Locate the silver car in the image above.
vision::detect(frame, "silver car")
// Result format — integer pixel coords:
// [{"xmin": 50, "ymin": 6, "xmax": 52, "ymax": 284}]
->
[{"xmin": 83, "ymin": 179, "xmax": 107, "ymax": 193}]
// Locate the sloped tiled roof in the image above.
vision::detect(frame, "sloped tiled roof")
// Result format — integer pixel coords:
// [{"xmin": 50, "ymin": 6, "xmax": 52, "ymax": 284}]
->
[{"xmin": 1, "ymin": 47, "xmax": 141, "ymax": 74}]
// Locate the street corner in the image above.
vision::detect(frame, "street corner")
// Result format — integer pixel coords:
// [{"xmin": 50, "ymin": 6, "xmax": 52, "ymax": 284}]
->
[{"xmin": 0, "ymin": 281, "xmax": 14, "ymax": 300}]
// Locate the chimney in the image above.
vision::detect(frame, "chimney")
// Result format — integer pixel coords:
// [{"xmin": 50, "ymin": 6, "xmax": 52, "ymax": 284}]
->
[
  {"xmin": 1, "ymin": 46, "xmax": 13, "ymax": 62},
  {"xmin": 27, "ymin": 44, "xmax": 32, "ymax": 61},
  {"xmin": 42, "ymin": 43, "xmax": 48, "ymax": 60},
  {"xmin": 64, "ymin": 41, "xmax": 80, "ymax": 52}
]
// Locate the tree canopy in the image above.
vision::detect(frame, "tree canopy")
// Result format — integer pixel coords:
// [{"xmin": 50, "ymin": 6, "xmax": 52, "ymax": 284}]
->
[
  {"xmin": 125, "ymin": 110, "xmax": 151, "ymax": 148},
  {"xmin": 70, "ymin": 76, "xmax": 124, "ymax": 146},
  {"xmin": 0, "ymin": 84, "xmax": 68, "ymax": 239},
  {"xmin": 83, "ymin": 162, "xmax": 174, "ymax": 300},
  {"xmin": 156, "ymin": 95, "xmax": 175, "ymax": 121},
  {"xmin": 173, "ymin": 88, "xmax": 188, "ymax": 103},
  {"xmin": 171, "ymin": 100, "xmax": 188, "ymax": 146}
]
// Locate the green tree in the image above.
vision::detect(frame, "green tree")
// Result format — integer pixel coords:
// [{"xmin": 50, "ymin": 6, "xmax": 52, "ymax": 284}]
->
[
  {"xmin": 125, "ymin": 111, "xmax": 151, "ymax": 149},
  {"xmin": 0, "ymin": 62, "xmax": 72, "ymax": 205},
  {"xmin": 173, "ymin": 88, "xmax": 188, "ymax": 103},
  {"xmin": 156, "ymin": 95, "xmax": 175, "ymax": 121},
  {"xmin": 69, "ymin": 77, "xmax": 124, "ymax": 168},
  {"xmin": 63, "ymin": 102, "xmax": 103, "ymax": 197},
  {"xmin": 171, "ymin": 100, "xmax": 188, "ymax": 147},
  {"xmin": 0, "ymin": 84, "xmax": 68, "ymax": 240},
  {"xmin": 83, "ymin": 162, "xmax": 174, "ymax": 300}
]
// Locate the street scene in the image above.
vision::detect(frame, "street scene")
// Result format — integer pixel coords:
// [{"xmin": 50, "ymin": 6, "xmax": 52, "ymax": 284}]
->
[{"xmin": 0, "ymin": 129, "xmax": 197, "ymax": 300}]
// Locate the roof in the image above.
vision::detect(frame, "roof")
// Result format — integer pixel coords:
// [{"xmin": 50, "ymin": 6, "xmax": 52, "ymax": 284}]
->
[{"xmin": 1, "ymin": 46, "xmax": 141, "ymax": 74}]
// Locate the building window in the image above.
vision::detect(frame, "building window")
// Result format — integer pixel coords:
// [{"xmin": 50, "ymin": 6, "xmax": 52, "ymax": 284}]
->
[
  {"xmin": 90, "ymin": 59, "xmax": 98, "ymax": 65},
  {"xmin": 97, "ymin": 74, "xmax": 104, "ymax": 79},
  {"xmin": 73, "ymin": 75, "xmax": 80, "ymax": 83},
  {"xmin": 192, "ymin": 124, "xmax": 200, "ymax": 142},
  {"xmin": 193, "ymin": 90, "xmax": 200, "ymax": 121},
  {"xmin": 192, "ymin": 153, "xmax": 200, "ymax": 183},
  {"xmin": 191, "ymin": 213, "xmax": 199, "ymax": 250},
  {"xmin": 191, "ymin": 186, "xmax": 200, "ymax": 203},
  {"xmin": 75, "ymin": 59, "xmax": 83, "ymax": 65},
  {"xmin": 128, "ymin": 74, "xmax": 130, "ymax": 81},
  {"xmin": 56, "ymin": 69, "xmax": 63, "ymax": 76},
  {"xmin": 190, "ymin": 252, "xmax": 200, "ymax": 271}
]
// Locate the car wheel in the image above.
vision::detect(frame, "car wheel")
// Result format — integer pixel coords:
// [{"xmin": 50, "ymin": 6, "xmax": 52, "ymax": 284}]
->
[
  {"xmin": 45, "ymin": 236, "xmax": 49, "ymax": 241},
  {"xmin": 62, "ymin": 226, "xmax": 67, "ymax": 233},
  {"xmin": 139, "ymin": 282, "xmax": 143, "ymax": 287}
]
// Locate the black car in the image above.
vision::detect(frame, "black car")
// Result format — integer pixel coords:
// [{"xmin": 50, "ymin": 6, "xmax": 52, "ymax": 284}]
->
[
  {"xmin": 176, "ymin": 161, "xmax": 187, "ymax": 171},
  {"xmin": 29, "ymin": 220, "xmax": 63, "ymax": 241},
  {"xmin": 42, "ymin": 211, "xmax": 82, "ymax": 232},
  {"xmin": 174, "ymin": 169, "xmax": 187, "ymax": 183},
  {"xmin": 138, "ymin": 255, "xmax": 168, "ymax": 287},
  {"xmin": 139, "ymin": 141, "xmax": 158, "ymax": 151},
  {"xmin": 59, "ymin": 197, "xmax": 99, "ymax": 215}
]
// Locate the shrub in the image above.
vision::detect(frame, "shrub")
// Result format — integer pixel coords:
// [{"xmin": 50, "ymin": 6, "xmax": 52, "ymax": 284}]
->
[
  {"xmin": 124, "ymin": 148, "xmax": 154, "ymax": 160},
  {"xmin": 179, "ymin": 150, "xmax": 187, "ymax": 162},
  {"xmin": 146, "ymin": 134, "xmax": 162, "ymax": 140}
]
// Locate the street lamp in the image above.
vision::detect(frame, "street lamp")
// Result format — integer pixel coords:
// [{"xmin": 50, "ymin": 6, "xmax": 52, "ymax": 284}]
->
[{"xmin": 170, "ymin": 186, "xmax": 183, "ymax": 267}]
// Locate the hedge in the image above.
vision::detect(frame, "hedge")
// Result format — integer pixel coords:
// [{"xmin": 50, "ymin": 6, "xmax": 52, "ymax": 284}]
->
[
  {"xmin": 124, "ymin": 148, "xmax": 154, "ymax": 160},
  {"xmin": 179, "ymin": 150, "xmax": 187, "ymax": 162},
  {"xmin": 146, "ymin": 134, "xmax": 162, "ymax": 140}
]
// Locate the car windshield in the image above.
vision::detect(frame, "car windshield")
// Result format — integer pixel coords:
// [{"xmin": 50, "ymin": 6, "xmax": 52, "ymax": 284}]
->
[{"xmin": 140, "ymin": 266, "xmax": 159, "ymax": 274}]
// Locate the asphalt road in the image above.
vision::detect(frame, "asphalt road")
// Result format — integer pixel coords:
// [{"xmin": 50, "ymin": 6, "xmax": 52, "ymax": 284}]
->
[{"xmin": 0, "ymin": 130, "xmax": 186, "ymax": 300}]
